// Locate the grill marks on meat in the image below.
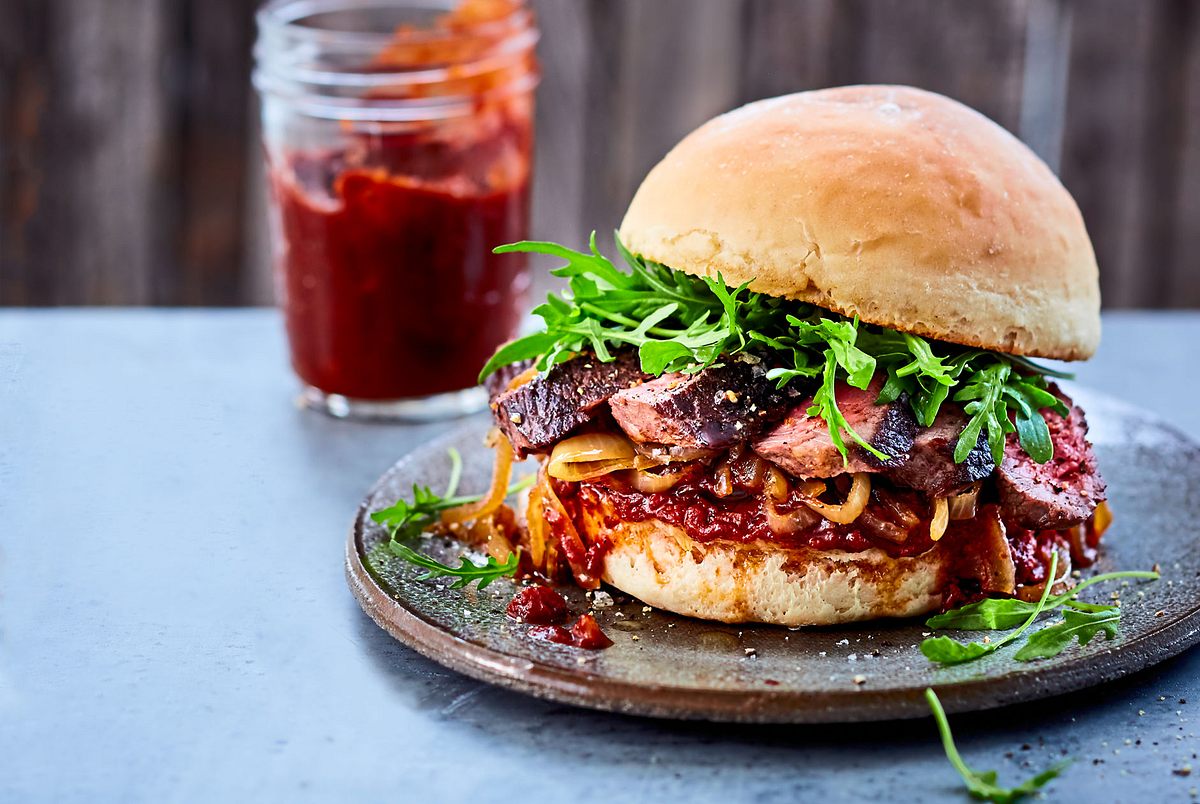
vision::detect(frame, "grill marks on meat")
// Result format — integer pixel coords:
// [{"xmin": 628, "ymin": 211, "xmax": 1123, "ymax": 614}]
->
[
  {"xmin": 751, "ymin": 378, "xmax": 917, "ymax": 478},
  {"xmin": 996, "ymin": 393, "xmax": 1105, "ymax": 529},
  {"xmin": 491, "ymin": 351, "xmax": 646, "ymax": 457},
  {"xmin": 890, "ymin": 407, "xmax": 995, "ymax": 496},
  {"xmin": 608, "ymin": 358, "xmax": 800, "ymax": 453}
]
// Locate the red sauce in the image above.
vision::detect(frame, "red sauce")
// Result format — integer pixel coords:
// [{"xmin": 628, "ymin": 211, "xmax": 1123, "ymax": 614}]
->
[
  {"xmin": 528, "ymin": 624, "xmax": 572, "ymax": 645},
  {"xmin": 506, "ymin": 585, "xmax": 569, "ymax": 625},
  {"xmin": 526, "ymin": 613, "xmax": 612, "ymax": 650},
  {"xmin": 1007, "ymin": 524, "xmax": 1096, "ymax": 587},
  {"xmin": 561, "ymin": 475, "xmax": 939, "ymax": 559},
  {"xmin": 569, "ymin": 614, "xmax": 613, "ymax": 650},
  {"xmin": 271, "ymin": 138, "xmax": 531, "ymax": 399},
  {"xmin": 267, "ymin": 0, "xmax": 536, "ymax": 400}
]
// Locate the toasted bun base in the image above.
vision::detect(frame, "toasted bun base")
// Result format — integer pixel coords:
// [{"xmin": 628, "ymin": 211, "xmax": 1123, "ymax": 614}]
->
[
  {"xmin": 576, "ymin": 501, "xmax": 1016, "ymax": 626},
  {"xmin": 603, "ymin": 522, "xmax": 944, "ymax": 626},
  {"xmin": 619, "ymin": 85, "xmax": 1101, "ymax": 360}
]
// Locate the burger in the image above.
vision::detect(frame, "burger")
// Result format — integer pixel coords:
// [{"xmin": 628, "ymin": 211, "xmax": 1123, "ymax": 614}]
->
[{"xmin": 477, "ymin": 85, "xmax": 1109, "ymax": 626}]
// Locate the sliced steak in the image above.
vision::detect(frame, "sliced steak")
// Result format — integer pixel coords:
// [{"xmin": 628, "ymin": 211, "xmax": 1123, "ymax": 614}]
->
[
  {"xmin": 752, "ymin": 377, "xmax": 916, "ymax": 479},
  {"xmin": 483, "ymin": 359, "xmax": 534, "ymax": 400},
  {"xmin": 492, "ymin": 351, "xmax": 647, "ymax": 457},
  {"xmin": 888, "ymin": 406, "xmax": 996, "ymax": 496},
  {"xmin": 607, "ymin": 357, "xmax": 800, "ymax": 452},
  {"xmin": 996, "ymin": 392, "xmax": 1106, "ymax": 529}
]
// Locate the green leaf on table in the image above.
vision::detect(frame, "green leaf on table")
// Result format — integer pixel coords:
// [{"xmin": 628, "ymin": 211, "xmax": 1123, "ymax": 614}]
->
[{"xmin": 926, "ymin": 688, "xmax": 1069, "ymax": 804}]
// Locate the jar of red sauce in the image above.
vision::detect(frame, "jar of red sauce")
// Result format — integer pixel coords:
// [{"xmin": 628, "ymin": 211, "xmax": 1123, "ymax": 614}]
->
[{"xmin": 254, "ymin": 0, "xmax": 538, "ymax": 418}]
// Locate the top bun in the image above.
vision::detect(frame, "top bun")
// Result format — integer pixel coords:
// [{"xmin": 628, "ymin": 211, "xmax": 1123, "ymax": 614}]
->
[{"xmin": 619, "ymin": 86, "xmax": 1100, "ymax": 360}]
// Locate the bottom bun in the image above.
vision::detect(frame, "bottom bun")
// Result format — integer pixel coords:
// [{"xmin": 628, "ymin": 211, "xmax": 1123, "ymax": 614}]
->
[{"xmin": 576, "ymin": 506, "xmax": 1016, "ymax": 626}]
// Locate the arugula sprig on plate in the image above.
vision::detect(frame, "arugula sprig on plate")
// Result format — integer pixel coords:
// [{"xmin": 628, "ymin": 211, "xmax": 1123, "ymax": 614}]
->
[
  {"xmin": 483, "ymin": 233, "xmax": 1071, "ymax": 465},
  {"xmin": 370, "ymin": 448, "xmax": 532, "ymax": 588},
  {"xmin": 926, "ymin": 688, "xmax": 1069, "ymax": 803},
  {"xmin": 921, "ymin": 563, "xmax": 1160, "ymax": 665}
]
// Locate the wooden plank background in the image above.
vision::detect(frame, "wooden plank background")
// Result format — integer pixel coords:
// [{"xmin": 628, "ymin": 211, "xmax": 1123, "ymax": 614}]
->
[{"xmin": 1, "ymin": 0, "xmax": 1197, "ymax": 308}]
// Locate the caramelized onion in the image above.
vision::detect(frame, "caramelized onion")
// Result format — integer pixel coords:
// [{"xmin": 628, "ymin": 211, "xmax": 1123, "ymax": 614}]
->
[
  {"xmin": 800, "ymin": 473, "xmax": 871, "ymax": 524},
  {"xmin": 525, "ymin": 481, "xmax": 546, "ymax": 568},
  {"xmin": 1093, "ymin": 500, "xmax": 1113, "ymax": 537},
  {"xmin": 483, "ymin": 523, "xmax": 515, "ymax": 563},
  {"xmin": 712, "ymin": 459, "xmax": 734, "ymax": 498},
  {"xmin": 547, "ymin": 432, "xmax": 639, "ymax": 481},
  {"xmin": 857, "ymin": 508, "xmax": 910, "ymax": 543},
  {"xmin": 765, "ymin": 467, "xmax": 790, "ymax": 502},
  {"xmin": 539, "ymin": 469, "xmax": 599, "ymax": 589},
  {"xmin": 441, "ymin": 430, "xmax": 513, "ymax": 525},
  {"xmin": 504, "ymin": 365, "xmax": 538, "ymax": 392},
  {"xmin": 877, "ymin": 489, "xmax": 921, "ymax": 528},
  {"xmin": 622, "ymin": 467, "xmax": 686, "ymax": 494},
  {"xmin": 947, "ymin": 483, "xmax": 981, "ymax": 521},
  {"xmin": 631, "ymin": 441, "xmax": 716, "ymax": 464},
  {"xmin": 764, "ymin": 497, "xmax": 821, "ymax": 535},
  {"xmin": 929, "ymin": 497, "xmax": 949, "ymax": 542},
  {"xmin": 732, "ymin": 453, "xmax": 768, "ymax": 492}
]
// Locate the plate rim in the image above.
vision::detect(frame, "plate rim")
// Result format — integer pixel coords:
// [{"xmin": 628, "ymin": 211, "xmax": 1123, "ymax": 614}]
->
[{"xmin": 346, "ymin": 394, "xmax": 1200, "ymax": 723}]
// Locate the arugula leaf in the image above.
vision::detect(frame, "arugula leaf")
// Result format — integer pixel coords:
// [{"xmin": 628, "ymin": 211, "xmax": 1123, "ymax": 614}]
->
[
  {"xmin": 478, "ymin": 332, "xmax": 560, "ymax": 386},
  {"xmin": 484, "ymin": 233, "xmax": 1074, "ymax": 465},
  {"xmin": 370, "ymin": 449, "xmax": 531, "ymax": 588},
  {"xmin": 953, "ymin": 361, "xmax": 1015, "ymax": 464},
  {"xmin": 925, "ymin": 597, "xmax": 1044, "ymax": 631},
  {"xmin": 370, "ymin": 483, "xmax": 468, "ymax": 541},
  {"xmin": 1014, "ymin": 606, "xmax": 1120, "ymax": 661},
  {"xmin": 926, "ymin": 688, "xmax": 1069, "ymax": 803},
  {"xmin": 923, "ymin": 567, "xmax": 1159, "ymax": 665},
  {"xmin": 804, "ymin": 351, "xmax": 890, "ymax": 463},
  {"xmin": 927, "ymin": 569, "xmax": 1159, "ymax": 632},
  {"xmin": 921, "ymin": 554, "xmax": 1060, "ymax": 665},
  {"xmin": 387, "ymin": 542, "xmax": 519, "ymax": 590}
]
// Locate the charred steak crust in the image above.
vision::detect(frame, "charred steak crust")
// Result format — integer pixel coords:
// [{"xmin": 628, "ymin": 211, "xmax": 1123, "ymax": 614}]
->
[
  {"xmin": 868, "ymin": 397, "xmax": 919, "ymax": 470},
  {"xmin": 491, "ymin": 351, "xmax": 647, "ymax": 457},
  {"xmin": 996, "ymin": 391, "xmax": 1106, "ymax": 530},
  {"xmin": 607, "ymin": 357, "xmax": 802, "ymax": 450},
  {"xmin": 751, "ymin": 378, "xmax": 917, "ymax": 478},
  {"xmin": 483, "ymin": 359, "xmax": 533, "ymax": 400},
  {"xmin": 890, "ymin": 407, "xmax": 995, "ymax": 496}
]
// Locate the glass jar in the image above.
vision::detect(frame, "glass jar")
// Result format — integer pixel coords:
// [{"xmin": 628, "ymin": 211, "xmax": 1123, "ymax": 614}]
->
[{"xmin": 253, "ymin": 0, "xmax": 538, "ymax": 419}]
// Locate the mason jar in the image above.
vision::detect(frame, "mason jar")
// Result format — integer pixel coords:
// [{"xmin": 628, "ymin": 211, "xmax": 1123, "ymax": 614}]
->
[{"xmin": 254, "ymin": 0, "xmax": 539, "ymax": 419}]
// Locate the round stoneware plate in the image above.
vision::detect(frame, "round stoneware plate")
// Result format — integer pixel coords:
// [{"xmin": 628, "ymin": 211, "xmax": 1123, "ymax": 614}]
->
[{"xmin": 347, "ymin": 386, "xmax": 1200, "ymax": 723}]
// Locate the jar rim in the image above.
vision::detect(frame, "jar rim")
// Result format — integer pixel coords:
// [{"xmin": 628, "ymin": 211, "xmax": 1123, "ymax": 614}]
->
[
  {"xmin": 256, "ymin": 0, "xmax": 531, "ymax": 49},
  {"xmin": 254, "ymin": 0, "xmax": 539, "ymax": 119}
]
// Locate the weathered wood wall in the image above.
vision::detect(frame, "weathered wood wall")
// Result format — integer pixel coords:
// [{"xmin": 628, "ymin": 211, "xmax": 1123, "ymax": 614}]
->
[{"xmin": 1, "ymin": 0, "xmax": 1197, "ymax": 307}]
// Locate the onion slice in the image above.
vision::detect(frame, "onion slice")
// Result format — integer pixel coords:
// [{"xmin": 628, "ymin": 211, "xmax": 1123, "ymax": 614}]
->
[
  {"xmin": 621, "ymin": 467, "xmax": 685, "ymax": 494},
  {"xmin": 1093, "ymin": 500, "xmax": 1113, "ymax": 537},
  {"xmin": 525, "ymin": 481, "xmax": 546, "ymax": 568},
  {"xmin": 504, "ymin": 366, "xmax": 538, "ymax": 392},
  {"xmin": 547, "ymin": 432, "xmax": 645, "ymax": 482},
  {"xmin": 441, "ymin": 430, "xmax": 513, "ymax": 525},
  {"xmin": 946, "ymin": 482, "xmax": 981, "ymax": 521},
  {"xmin": 800, "ymin": 473, "xmax": 871, "ymax": 525},
  {"xmin": 538, "ymin": 468, "xmax": 599, "ymax": 589},
  {"xmin": 764, "ymin": 497, "xmax": 821, "ymax": 535},
  {"xmin": 929, "ymin": 497, "xmax": 949, "ymax": 542}
]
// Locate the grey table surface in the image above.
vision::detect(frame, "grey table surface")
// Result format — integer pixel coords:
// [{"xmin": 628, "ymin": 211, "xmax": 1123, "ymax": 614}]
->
[{"xmin": 2, "ymin": 309, "xmax": 1199, "ymax": 804}]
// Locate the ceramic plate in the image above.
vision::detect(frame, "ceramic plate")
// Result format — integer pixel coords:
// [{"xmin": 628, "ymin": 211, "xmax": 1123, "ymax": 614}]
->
[{"xmin": 347, "ymin": 387, "xmax": 1200, "ymax": 722}]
